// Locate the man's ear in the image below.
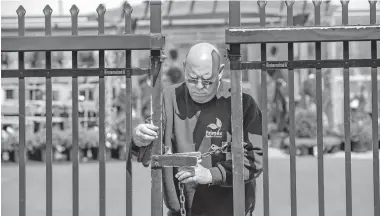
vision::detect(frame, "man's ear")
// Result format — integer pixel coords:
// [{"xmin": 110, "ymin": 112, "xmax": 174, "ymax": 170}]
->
[{"xmin": 218, "ymin": 64, "xmax": 225, "ymax": 79}]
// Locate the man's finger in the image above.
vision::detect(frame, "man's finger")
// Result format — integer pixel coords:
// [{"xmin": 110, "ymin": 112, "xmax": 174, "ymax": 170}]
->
[
  {"xmin": 145, "ymin": 124, "xmax": 159, "ymax": 131},
  {"xmin": 136, "ymin": 130, "xmax": 156, "ymax": 141},
  {"xmin": 140, "ymin": 127, "xmax": 158, "ymax": 137},
  {"xmin": 177, "ymin": 171, "xmax": 193, "ymax": 181},
  {"xmin": 181, "ymin": 176, "xmax": 196, "ymax": 184},
  {"xmin": 244, "ymin": 157, "xmax": 250, "ymax": 166},
  {"xmin": 175, "ymin": 171, "xmax": 185, "ymax": 179},
  {"xmin": 175, "ymin": 171, "xmax": 191, "ymax": 180},
  {"xmin": 175, "ymin": 170, "xmax": 189, "ymax": 178}
]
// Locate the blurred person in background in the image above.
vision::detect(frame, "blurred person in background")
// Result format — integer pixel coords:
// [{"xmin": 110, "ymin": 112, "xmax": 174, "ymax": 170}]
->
[{"xmin": 162, "ymin": 49, "xmax": 184, "ymax": 86}]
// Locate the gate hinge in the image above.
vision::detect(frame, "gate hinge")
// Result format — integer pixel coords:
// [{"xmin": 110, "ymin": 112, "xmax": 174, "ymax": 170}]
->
[
  {"xmin": 225, "ymin": 48, "xmax": 242, "ymax": 61},
  {"xmin": 150, "ymin": 51, "xmax": 167, "ymax": 86},
  {"xmin": 225, "ymin": 49, "xmax": 242, "ymax": 70}
]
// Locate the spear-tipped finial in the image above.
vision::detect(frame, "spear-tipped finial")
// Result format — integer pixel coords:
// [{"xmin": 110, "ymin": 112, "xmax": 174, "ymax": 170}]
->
[
  {"xmin": 96, "ymin": 4, "xmax": 106, "ymax": 15},
  {"xmin": 312, "ymin": 0, "xmax": 322, "ymax": 6},
  {"xmin": 285, "ymin": 1, "xmax": 295, "ymax": 7},
  {"xmin": 368, "ymin": 0, "xmax": 378, "ymax": 5},
  {"xmin": 123, "ymin": 1, "xmax": 133, "ymax": 14},
  {"xmin": 43, "ymin": 5, "xmax": 53, "ymax": 15},
  {"xmin": 340, "ymin": 0, "xmax": 350, "ymax": 5},
  {"xmin": 257, "ymin": 1, "xmax": 267, "ymax": 7},
  {"xmin": 16, "ymin": 5, "xmax": 26, "ymax": 16},
  {"xmin": 70, "ymin": 5, "xmax": 79, "ymax": 15}
]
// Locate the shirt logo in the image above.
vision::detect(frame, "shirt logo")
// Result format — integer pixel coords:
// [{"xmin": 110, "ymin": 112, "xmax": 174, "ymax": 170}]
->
[{"xmin": 206, "ymin": 118, "xmax": 223, "ymax": 138}]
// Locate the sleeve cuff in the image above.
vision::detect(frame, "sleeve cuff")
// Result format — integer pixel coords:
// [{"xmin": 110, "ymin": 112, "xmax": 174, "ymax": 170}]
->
[
  {"xmin": 131, "ymin": 139, "xmax": 142, "ymax": 159},
  {"xmin": 209, "ymin": 167, "xmax": 224, "ymax": 185}
]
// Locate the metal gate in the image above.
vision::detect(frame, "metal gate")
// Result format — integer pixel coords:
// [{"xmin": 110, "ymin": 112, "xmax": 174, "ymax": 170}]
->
[
  {"xmin": 1, "ymin": 1, "xmax": 164, "ymax": 216},
  {"xmin": 225, "ymin": 1, "xmax": 379, "ymax": 216},
  {"xmin": 2, "ymin": 0, "xmax": 380, "ymax": 216}
]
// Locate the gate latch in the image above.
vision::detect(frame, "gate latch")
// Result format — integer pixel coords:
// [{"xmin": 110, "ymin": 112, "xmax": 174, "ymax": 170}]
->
[
  {"xmin": 151, "ymin": 151, "xmax": 201, "ymax": 168},
  {"xmin": 151, "ymin": 142, "xmax": 232, "ymax": 168}
]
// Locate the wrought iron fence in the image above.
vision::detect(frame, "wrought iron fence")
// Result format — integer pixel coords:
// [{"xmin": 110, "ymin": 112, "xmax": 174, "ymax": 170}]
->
[
  {"xmin": 1, "ymin": 1, "xmax": 164, "ymax": 216},
  {"xmin": 1, "ymin": 1, "xmax": 379, "ymax": 216}
]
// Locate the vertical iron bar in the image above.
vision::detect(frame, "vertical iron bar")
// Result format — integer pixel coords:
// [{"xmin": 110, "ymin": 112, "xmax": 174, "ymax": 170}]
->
[
  {"xmin": 369, "ymin": 1, "xmax": 379, "ymax": 216},
  {"xmin": 341, "ymin": 2, "xmax": 352, "ymax": 216},
  {"xmin": 124, "ymin": 3, "xmax": 133, "ymax": 216},
  {"xmin": 313, "ymin": 2, "xmax": 325, "ymax": 216},
  {"xmin": 70, "ymin": 5, "xmax": 80, "ymax": 216},
  {"xmin": 285, "ymin": 2, "xmax": 297, "ymax": 216},
  {"xmin": 43, "ymin": 5, "xmax": 53, "ymax": 216},
  {"xmin": 258, "ymin": 2, "xmax": 269, "ymax": 216},
  {"xmin": 97, "ymin": 4, "xmax": 106, "ymax": 216},
  {"xmin": 229, "ymin": 1, "xmax": 245, "ymax": 216},
  {"xmin": 150, "ymin": 1, "xmax": 163, "ymax": 216},
  {"xmin": 16, "ymin": 6, "xmax": 26, "ymax": 216}
]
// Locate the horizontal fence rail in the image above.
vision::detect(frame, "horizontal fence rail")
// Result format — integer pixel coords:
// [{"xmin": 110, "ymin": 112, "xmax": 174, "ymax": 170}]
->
[
  {"xmin": 1, "ymin": 2, "xmax": 164, "ymax": 216},
  {"xmin": 230, "ymin": 59, "xmax": 380, "ymax": 70},
  {"xmin": 226, "ymin": 25, "xmax": 380, "ymax": 43},
  {"xmin": 1, "ymin": 68, "xmax": 150, "ymax": 78},
  {"xmin": 1, "ymin": 34, "xmax": 164, "ymax": 51}
]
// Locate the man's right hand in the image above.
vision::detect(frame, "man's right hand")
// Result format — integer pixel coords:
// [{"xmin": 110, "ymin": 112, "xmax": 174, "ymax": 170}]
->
[{"xmin": 132, "ymin": 124, "xmax": 159, "ymax": 147}]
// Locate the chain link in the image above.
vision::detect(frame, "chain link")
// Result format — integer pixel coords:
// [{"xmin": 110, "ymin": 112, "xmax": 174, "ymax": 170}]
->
[
  {"xmin": 178, "ymin": 182, "xmax": 186, "ymax": 216},
  {"xmin": 200, "ymin": 142, "xmax": 230, "ymax": 159}
]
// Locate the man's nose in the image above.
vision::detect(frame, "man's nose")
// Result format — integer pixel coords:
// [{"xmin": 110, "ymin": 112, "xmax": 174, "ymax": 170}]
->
[{"xmin": 195, "ymin": 80, "xmax": 204, "ymax": 89}]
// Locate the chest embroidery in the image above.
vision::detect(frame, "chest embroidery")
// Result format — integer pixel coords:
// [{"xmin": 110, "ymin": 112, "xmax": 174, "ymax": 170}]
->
[{"xmin": 205, "ymin": 118, "xmax": 223, "ymax": 138}]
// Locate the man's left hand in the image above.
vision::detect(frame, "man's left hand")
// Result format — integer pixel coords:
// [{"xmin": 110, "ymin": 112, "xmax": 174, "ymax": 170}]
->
[{"xmin": 175, "ymin": 164, "xmax": 212, "ymax": 185}]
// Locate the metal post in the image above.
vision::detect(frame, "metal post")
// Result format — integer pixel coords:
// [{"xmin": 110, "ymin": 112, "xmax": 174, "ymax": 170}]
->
[
  {"xmin": 97, "ymin": 4, "xmax": 107, "ymax": 216},
  {"xmin": 229, "ymin": 1, "xmax": 245, "ymax": 216},
  {"xmin": 313, "ymin": 2, "xmax": 325, "ymax": 216},
  {"xmin": 70, "ymin": 5, "xmax": 80, "ymax": 216},
  {"xmin": 43, "ymin": 5, "xmax": 53, "ymax": 216},
  {"xmin": 340, "ymin": 2, "xmax": 353, "ymax": 216},
  {"xmin": 150, "ymin": 1, "xmax": 163, "ymax": 216},
  {"xmin": 369, "ymin": 1, "xmax": 379, "ymax": 216},
  {"xmin": 16, "ymin": 6, "xmax": 26, "ymax": 216},
  {"xmin": 124, "ymin": 2, "xmax": 133, "ymax": 216},
  {"xmin": 285, "ymin": 2, "xmax": 297, "ymax": 216},
  {"xmin": 258, "ymin": 2, "xmax": 269, "ymax": 216}
]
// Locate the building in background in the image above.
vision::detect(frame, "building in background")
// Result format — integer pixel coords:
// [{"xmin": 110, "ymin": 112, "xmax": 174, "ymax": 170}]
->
[
  {"xmin": 1, "ymin": 15, "xmax": 117, "ymax": 130},
  {"xmin": 328, "ymin": 8, "xmax": 380, "ymax": 125},
  {"xmin": 2, "ymin": 0, "xmax": 378, "ymax": 130}
]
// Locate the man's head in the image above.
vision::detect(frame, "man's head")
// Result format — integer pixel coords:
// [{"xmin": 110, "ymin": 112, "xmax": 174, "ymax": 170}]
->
[{"xmin": 183, "ymin": 43, "xmax": 225, "ymax": 104}]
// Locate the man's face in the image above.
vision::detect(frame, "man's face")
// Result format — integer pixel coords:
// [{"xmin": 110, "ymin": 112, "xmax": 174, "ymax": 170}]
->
[{"xmin": 184, "ymin": 60, "xmax": 220, "ymax": 104}]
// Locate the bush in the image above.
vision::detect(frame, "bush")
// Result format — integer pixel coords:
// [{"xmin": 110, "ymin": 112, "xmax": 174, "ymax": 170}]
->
[
  {"xmin": 295, "ymin": 108, "xmax": 318, "ymax": 138},
  {"xmin": 1, "ymin": 130, "xmax": 18, "ymax": 151},
  {"xmin": 27, "ymin": 126, "xmax": 101, "ymax": 151},
  {"xmin": 337, "ymin": 110, "xmax": 375, "ymax": 152}
]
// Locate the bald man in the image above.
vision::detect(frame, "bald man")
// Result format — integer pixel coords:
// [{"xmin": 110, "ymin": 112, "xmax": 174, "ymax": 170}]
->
[{"xmin": 132, "ymin": 43, "xmax": 263, "ymax": 216}]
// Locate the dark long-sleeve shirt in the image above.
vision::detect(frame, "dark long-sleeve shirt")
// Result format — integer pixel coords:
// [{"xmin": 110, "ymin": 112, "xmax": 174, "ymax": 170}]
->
[{"xmin": 133, "ymin": 80, "xmax": 263, "ymax": 216}]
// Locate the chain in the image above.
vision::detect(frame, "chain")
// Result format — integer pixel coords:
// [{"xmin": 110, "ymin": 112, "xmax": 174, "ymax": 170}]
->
[
  {"xmin": 178, "ymin": 182, "xmax": 186, "ymax": 216},
  {"xmin": 200, "ymin": 142, "xmax": 230, "ymax": 159}
]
